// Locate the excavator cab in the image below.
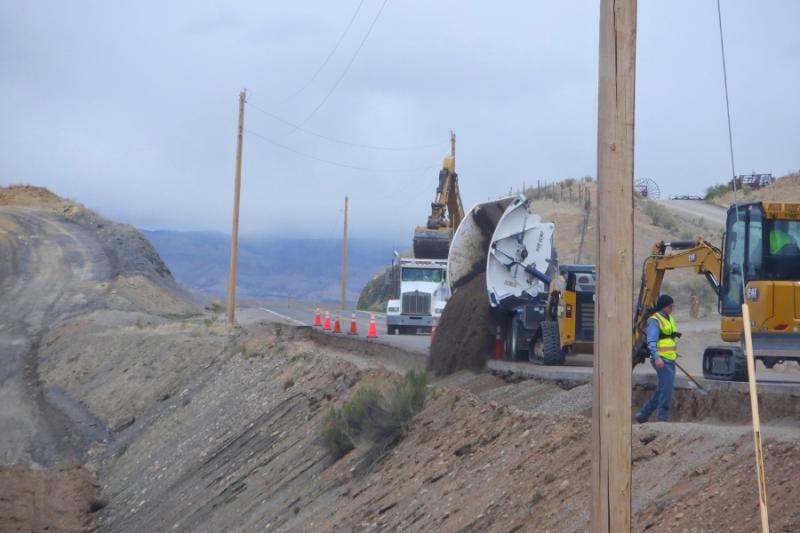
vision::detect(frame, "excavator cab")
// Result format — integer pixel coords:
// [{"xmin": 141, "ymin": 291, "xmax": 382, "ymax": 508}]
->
[{"xmin": 705, "ymin": 201, "xmax": 800, "ymax": 379}]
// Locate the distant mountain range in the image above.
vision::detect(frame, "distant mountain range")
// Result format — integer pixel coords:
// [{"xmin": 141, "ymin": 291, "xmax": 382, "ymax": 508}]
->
[{"xmin": 142, "ymin": 230, "xmax": 399, "ymax": 304}]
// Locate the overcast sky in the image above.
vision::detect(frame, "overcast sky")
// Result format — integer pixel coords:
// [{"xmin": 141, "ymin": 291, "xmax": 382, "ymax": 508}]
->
[{"xmin": 1, "ymin": 1, "xmax": 798, "ymax": 241}]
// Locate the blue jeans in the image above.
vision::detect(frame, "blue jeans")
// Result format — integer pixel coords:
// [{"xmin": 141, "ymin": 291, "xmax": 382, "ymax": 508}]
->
[{"xmin": 637, "ymin": 358, "xmax": 676, "ymax": 422}]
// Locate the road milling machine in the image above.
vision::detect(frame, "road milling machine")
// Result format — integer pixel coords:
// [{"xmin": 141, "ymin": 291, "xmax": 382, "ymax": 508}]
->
[
  {"xmin": 447, "ymin": 194, "xmax": 559, "ymax": 359},
  {"xmin": 633, "ymin": 201, "xmax": 800, "ymax": 381},
  {"xmin": 412, "ymin": 132, "xmax": 465, "ymax": 259}
]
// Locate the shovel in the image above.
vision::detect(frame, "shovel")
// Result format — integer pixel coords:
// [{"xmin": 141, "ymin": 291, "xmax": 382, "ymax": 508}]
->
[{"xmin": 674, "ymin": 359, "xmax": 709, "ymax": 396}]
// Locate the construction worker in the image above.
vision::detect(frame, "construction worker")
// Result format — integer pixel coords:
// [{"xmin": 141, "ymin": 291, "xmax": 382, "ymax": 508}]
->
[
  {"xmin": 635, "ymin": 294, "xmax": 681, "ymax": 423},
  {"xmin": 769, "ymin": 220, "xmax": 799, "ymax": 255}
]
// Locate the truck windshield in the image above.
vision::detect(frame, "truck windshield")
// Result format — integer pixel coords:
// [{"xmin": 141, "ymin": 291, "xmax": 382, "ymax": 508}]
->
[{"xmin": 401, "ymin": 268, "xmax": 443, "ymax": 282}]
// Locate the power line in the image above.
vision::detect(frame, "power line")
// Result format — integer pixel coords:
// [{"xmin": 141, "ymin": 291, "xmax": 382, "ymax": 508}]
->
[
  {"xmin": 294, "ymin": 0, "xmax": 391, "ymax": 130},
  {"xmin": 279, "ymin": 0, "xmax": 367, "ymax": 104},
  {"xmin": 245, "ymin": 128, "xmax": 436, "ymax": 173},
  {"xmin": 248, "ymin": 100, "xmax": 447, "ymax": 152}
]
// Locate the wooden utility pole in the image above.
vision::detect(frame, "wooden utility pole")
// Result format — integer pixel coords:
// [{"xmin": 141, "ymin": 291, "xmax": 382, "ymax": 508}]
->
[
  {"xmin": 341, "ymin": 195, "xmax": 349, "ymax": 310},
  {"xmin": 592, "ymin": 0, "xmax": 636, "ymax": 531},
  {"xmin": 226, "ymin": 89, "xmax": 246, "ymax": 326},
  {"xmin": 741, "ymin": 304, "xmax": 770, "ymax": 532}
]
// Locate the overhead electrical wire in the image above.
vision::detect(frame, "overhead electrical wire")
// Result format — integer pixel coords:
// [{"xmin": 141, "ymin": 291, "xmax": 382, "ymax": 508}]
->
[
  {"xmin": 279, "ymin": 0, "xmax": 367, "ymax": 104},
  {"xmin": 715, "ymin": 0, "xmax": 738, "ymax": 206},
  {"xmin": 248, "ymin": 100, "xmax": 447, "ymax": 151},
  {"xmin": 292, "ymin": 0, "xmax": 391, "ymax": 130},
  {"xmin": 245, "ymin": 128, "xmax": 436, "ymax": 173}
]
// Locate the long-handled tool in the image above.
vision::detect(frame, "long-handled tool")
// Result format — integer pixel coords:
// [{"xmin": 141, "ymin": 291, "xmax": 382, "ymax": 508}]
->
[{"xmin": 674, "ymin": 359, "xmax": 709, "ymax": 396}]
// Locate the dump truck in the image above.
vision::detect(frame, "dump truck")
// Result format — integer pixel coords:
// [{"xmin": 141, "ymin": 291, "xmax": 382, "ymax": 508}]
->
[{"xmin": 386, "ymin": 258, "xmax": 449, "ymax": 334}]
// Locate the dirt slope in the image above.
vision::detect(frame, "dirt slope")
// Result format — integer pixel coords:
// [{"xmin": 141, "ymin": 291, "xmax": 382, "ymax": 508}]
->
[
  {"xmin": 48, "ymin": 323, "xmax": 797, "ymax": 532},
  {"xmin": 0, "ymin": 185, "xmax": 197, "ymax": 531}
]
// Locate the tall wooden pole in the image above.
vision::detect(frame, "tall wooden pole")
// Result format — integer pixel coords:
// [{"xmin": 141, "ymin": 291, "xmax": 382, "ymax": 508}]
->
[
  {"xmin": 341, "ymin": 195, "xmax": 349, "ymax": 310},
  {"xmin": 741, "ymin": 304, "xmax": 770, "ymax": 532},
  {"xmin": 226, "ymin": 89, "xmax": 246, "ymax": 326},
  {"xmin": 592, "ymin": 1, "xmax": 636, "ymax": 531}
]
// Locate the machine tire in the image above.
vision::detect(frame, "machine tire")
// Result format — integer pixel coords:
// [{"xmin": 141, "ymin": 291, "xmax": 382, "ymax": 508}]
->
[
  {"xmin": 505, "ymin": 317, "xmax": 526, "ymax": 361},
  {"xmin": 530, "ymin": 321, "xmax": 565, "ymax": 365},
  {"xmin": 702, "ymin": 345, "xmax": 748, "ymax": 382}
]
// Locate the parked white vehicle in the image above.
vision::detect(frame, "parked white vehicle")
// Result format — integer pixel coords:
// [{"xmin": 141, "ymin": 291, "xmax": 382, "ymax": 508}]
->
[{"xmin": 386, "ymin": 258, "xmax": 449, "ymax": 334}]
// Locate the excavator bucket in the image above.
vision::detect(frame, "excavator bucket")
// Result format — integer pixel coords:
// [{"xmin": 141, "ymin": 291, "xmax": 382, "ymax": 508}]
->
[{"xmin": 412, "ymin": 226, "xmax": 451, "ymax": 259}]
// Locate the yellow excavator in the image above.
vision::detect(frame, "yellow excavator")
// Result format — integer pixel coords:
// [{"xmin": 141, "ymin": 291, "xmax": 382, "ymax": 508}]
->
[
  {"xmin": 412, "ymin": 132, "xmax": 465, "ymax": 259},
  {"xmin": 632, "ymin": 200, "xmax": 800, "ymax": 381}
]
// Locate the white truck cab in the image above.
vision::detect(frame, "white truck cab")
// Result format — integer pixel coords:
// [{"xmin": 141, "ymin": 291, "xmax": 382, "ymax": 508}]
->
[{"xmin": 386, "ymin": 258, "xmax": 449, "ymax": 334}]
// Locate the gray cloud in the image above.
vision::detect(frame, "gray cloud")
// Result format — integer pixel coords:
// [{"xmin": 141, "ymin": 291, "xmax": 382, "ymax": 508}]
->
[{"xmin": 1, "ymin": 1, "xmax": 798, "ymax": 241}]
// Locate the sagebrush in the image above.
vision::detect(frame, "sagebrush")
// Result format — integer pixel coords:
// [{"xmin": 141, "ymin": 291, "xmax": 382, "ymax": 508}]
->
[{"xmin": 322, "ymin": 370, "xmax": 428, "ymax": 460}]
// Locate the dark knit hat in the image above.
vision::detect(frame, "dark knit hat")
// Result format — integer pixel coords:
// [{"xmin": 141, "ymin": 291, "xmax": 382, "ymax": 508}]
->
[{"xmin": 655, "ymin": 294, "xmax": 674, "ymax": 311}]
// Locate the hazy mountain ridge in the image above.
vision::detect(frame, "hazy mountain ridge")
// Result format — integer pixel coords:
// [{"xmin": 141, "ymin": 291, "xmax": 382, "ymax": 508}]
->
[{"xmin": 143, "ymin": 230, "xmax": 397, "ymax": 303}]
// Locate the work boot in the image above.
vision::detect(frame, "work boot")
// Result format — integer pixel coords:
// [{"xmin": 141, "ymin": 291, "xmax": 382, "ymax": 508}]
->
[{"xmin": 634, "ymin": 413, "xmax": 648, "ymax": 424}]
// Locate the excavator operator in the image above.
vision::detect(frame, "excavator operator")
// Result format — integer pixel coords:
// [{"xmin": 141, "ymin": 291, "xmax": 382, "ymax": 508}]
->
[{"xmin": 635, "ymin": 294, "xmax": 681, "ymax": 423}]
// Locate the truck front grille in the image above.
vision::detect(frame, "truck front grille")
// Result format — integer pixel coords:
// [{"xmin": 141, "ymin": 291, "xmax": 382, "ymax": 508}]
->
[{"xmin": 402, "ymin": 292, "xmax": 431, "ymax": 316}]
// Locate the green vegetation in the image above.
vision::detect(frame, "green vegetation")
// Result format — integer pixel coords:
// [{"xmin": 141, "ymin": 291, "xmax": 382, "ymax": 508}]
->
[
  {"xmin": 529, "ymin": 491, "xmax": 545, "ymax": 506},
  {"xmin": 642, "ymin": 200, "xmax": 682, "ymax": 234},
  {"xmin": 704, "ymin": 183, "xmax": 731, "ymax": 201},
  {"xmin": 322, "ymin": 370, "xmax": 428, "ymax": 459}
]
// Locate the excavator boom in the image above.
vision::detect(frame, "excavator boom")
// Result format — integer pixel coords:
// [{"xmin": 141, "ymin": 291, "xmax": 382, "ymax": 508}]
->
[
  {"xmin": 412, "ymin": 132, "xmax": 465, "ymax": 259},
  {"xmin": 632, "ymin": 238, "xmax": 723, "ymax": 365}
]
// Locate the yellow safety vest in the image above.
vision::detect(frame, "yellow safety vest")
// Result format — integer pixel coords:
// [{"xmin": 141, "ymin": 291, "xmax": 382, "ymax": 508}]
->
[
  {"xmin": 770, "ymin": 229, "xmax": 793, "ymax": 255},
  {"xmin": 651, "ymin": 312, "xmax": 678, "ymax": 360}
]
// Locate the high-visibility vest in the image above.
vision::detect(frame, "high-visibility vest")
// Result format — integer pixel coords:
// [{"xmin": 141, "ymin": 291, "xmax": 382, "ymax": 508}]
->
[
  {"xmin": 769, "ymin": 229, "xmax": 794, "ymax": 255},
  {"xmin": 651, "ymin": 312, "xmax": 678, "ymax": 360}
]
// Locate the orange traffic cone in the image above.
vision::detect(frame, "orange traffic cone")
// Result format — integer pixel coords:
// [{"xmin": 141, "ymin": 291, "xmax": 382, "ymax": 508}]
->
[
  {"xmin": 366, "ymin": 313, "xmax": 378, "ymax": 339},
  {"xmin": 313, "ymin": 306, "xmax": 322, "ymax": 327},
  {"xmin": 348, "ymin": 312, "xmax": 358, "ymax": 335},
  {"xmin": 492, "ymin": 326, "xmax": 504, "ymax": 360},
  {"xmin": 323, "ymin": 310, "xmax": 331, "ymax": 331},
  {"xmin": 333, "ymin": 312, "xmax": 342, "ymax": 334},
  {"xmin": 430, "ymin": 316, "xmax": 438, "ymax": 345}
]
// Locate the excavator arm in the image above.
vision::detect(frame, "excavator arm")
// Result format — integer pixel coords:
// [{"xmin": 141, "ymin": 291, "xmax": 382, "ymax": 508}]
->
[
  {"xmin": 631, "ymin": 238, "xmax": 723, "ymax": 366},
  {"xmin": 413, "ymin": 132, "xmax": 465, "ymax": 259}
]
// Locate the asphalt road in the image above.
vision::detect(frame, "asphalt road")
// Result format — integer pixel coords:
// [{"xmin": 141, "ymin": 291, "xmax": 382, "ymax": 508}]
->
[{"xmin": 238, "ymin": 300, "xmax": 433, "ymax": 354}]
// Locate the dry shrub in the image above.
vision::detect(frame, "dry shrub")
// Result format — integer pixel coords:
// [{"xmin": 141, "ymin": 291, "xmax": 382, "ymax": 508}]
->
[{"xmin": 322, "ymin": 370, "xmax": 428, "ymax": 464}]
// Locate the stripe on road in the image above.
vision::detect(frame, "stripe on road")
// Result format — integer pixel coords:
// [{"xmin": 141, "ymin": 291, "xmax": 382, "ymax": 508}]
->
[{"xmin": 259, "ymin": 307, "xmax": 307, "ymax": 326}]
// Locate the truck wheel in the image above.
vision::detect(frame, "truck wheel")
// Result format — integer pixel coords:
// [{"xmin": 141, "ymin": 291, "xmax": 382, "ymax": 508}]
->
[
  {"xmin": 505, "ymin": 318, "xmax": 525, "ymax": 361},
  {"xmin": 702, "ymin": 346, "xmax": 747, "ymax": 381},
  {"xmin": 541, "ymin": 321, "xmax": 565, "ymax": 365}
]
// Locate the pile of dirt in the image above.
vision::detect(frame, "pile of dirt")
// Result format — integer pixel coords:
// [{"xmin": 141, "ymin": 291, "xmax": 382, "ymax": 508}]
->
[
  {"xmin": 429, "ymin": 272, "xmax": 499, "ymax": 376},
  {"xmin": 0, "ymin": 464, "xmax": 98, "ymax": 532}
]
